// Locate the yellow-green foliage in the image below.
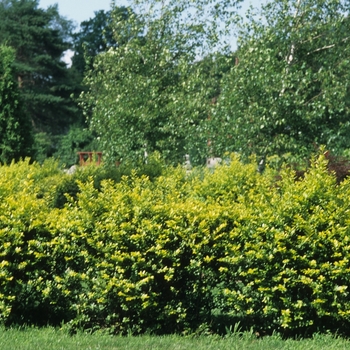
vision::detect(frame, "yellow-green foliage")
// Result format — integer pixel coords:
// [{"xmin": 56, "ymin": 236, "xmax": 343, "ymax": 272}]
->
[{"xmin": 1, "ymin": 154, "xmax": 350, "ymax": 336}]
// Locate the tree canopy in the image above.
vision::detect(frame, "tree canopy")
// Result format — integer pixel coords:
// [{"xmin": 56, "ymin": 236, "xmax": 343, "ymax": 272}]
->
[
  {"xmin": 80, "ymin": 0, "xmax": 242, "ymax": 165},
  {"xmin": 210, "ymin": 0, "xmax": 350, "ymax": 161},
  {"xmin": 2, "ymin": 0, "xmax": 350, "ymax": 166}
]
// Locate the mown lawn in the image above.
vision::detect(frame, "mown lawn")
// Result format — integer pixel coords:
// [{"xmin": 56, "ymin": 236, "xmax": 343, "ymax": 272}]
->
[{"xmin": 1, "ymin": 328, "xmax": 350, "ymax": 350}]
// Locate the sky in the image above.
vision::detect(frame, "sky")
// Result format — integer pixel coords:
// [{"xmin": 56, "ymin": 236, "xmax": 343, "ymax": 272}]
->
[
  {"xmin": 39, "ymin": 0, "xmax": 126, "ymax": 28},
  {"xmin": 38, "ymin": 0, "xmax": 263, "ymax": 65},
  {"xmin": 39, "ymin": 0, "xmax": 262, "ymax": 28}
]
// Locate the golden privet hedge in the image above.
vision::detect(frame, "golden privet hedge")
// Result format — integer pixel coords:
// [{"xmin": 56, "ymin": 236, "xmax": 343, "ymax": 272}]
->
[{"xmin": 1, "ymin": 154, "xmax": 350, "ymax": 336}]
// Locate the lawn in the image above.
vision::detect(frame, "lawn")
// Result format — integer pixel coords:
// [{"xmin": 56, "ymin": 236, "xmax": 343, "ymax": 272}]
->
[{"xmin": 1, "ymin": 328, "xmax": 350, "ymax": 350}]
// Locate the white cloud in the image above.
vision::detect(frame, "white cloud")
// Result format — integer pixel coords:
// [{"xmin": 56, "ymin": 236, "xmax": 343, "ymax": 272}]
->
[{"xmin": 61, "ymin": 49, "xmax": 74, "ymax": 68}]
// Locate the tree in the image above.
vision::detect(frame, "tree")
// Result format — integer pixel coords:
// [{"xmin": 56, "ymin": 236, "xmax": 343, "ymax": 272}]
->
[
  {"xmin": 51, "ymin": 7, "xmax": 132, "ymax": 166},
  {"xmin": 0, "ymin": 45, "xmax": 33, "ymax": 163},
  {"xmin": 71, "ymin": 8, "xmax": 129, "ymax": 75},
  {"xmin": 80, "ymin": 0, "xmax": 243, "ymax": 165},
  {"xmin": 210, "ymin": 0, "xmax": 350, "ymax": 161},
  {"xmin": 0, "ymin": 0, "xmax": 79, "ymax": 135}
]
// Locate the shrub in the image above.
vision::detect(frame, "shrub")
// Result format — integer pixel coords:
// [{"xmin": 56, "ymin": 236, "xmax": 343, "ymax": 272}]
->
[
  {"xmin": 1, "ymin": 153, "xmax": 350, "ymax": 336},
  {"xmin": 52, "ymin": 152, "xmax": 166, "ymax": 209}
]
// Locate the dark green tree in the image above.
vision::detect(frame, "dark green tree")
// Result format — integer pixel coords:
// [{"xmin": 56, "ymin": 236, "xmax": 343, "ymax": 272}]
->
[
  {"xmin": 0, "ymin": 45, "xmax": 33, "ymax": 163},
  {"xmin": 71, "ymin": 8, "xmax": 130, "ymax": 75},
  {"xmin": 0, "ymin": 0, "xmax": 79, "ymax": 135},
  {"xmin": 211, "ymin": 0, "xmax": 350, "ymax": 161}
]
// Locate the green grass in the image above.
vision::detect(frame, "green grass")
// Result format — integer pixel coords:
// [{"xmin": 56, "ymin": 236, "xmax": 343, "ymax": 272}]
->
[{"xmin": 1, "ymin": 328, "xmax": 350, "ymax": 350}]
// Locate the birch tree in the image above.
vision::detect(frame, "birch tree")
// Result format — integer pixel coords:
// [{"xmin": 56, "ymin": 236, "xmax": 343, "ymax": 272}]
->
[
  {"xmin": 80, "ymin": 0, "xmax": 242, "ymax": 165},
  {"xmin": 211, "ymin": 0, "xmax": 350, "ymax": 161}
]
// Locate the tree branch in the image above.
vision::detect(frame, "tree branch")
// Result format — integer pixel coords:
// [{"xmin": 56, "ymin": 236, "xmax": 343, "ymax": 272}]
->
[
  {"xmin": 280, "ymin": 0, "xmax": 302, "ymax": 96},
  {"xmin": 300, "ymin": 33, "xmax": 325, "ymax": 44},
  {"xmin": 285, "ymin": 0, "xmax": 302, "ymax": 65},
  {"xmin": 307, "ymin": 44, "xmax": 335, "ymax": 55},
  {"xmin": 304, "ymin": 90, "xmax": 323, "ymax": 105},
  {"xmin": 307, "ymin": 37, "xmax": 350, "ymax": 55}
]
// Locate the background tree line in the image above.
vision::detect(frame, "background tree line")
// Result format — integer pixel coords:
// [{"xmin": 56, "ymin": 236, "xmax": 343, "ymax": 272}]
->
[{"xmin": 1, "ymin": 0, "xmax": 350, "ymax": 167}]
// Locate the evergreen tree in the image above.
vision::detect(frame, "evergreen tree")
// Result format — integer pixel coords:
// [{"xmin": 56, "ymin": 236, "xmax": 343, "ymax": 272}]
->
[
  {"xmin": 0, "ymin": 0, "xmax": 79, "ymax": 135},
  {"xmin": 0, "ymin": 45, "xmax": 33, "ymax": 163}
]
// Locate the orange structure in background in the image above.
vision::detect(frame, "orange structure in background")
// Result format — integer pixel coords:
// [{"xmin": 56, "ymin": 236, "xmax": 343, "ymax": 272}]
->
[{"xmin": 77, "ymin": 152, "xmax": 103, "ymax": 166}]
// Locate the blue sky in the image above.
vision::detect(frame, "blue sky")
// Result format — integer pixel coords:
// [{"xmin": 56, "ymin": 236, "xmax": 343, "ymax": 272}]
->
[
  {"xmin": 38, "ymin": 0, "xmax": 263, "ymax": 65},
  {"xmin": 39, "ymin": 0, "xmax": 122, "ymax": 28},
  {"xmin": 39, "ymin": 0, "xmax": 263, "ymax": 27}
]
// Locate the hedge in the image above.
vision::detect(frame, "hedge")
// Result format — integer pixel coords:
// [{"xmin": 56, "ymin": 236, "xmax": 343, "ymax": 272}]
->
[{"xmin": 0, "ymin": 154, "xmax": 350, "ymax": 336}]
